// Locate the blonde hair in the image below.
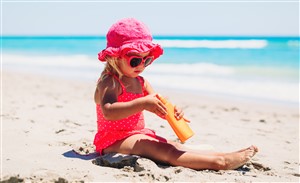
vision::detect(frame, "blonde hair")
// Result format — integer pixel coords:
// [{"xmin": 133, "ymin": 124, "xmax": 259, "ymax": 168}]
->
[{"xmin": 99, "ymin": 56, "xmax": 124, "ymax": 85}]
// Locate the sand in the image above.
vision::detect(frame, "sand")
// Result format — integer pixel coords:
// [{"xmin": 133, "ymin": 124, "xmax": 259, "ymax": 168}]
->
[{"xmin": 1, "ymin": 70, "xmax": 299, "ymax": 182}]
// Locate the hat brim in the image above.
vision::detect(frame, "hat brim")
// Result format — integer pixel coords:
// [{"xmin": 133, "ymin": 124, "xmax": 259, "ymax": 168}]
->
[{"xmin": 98, "ymin": 40, "xmax": 163, "ymax": 62}]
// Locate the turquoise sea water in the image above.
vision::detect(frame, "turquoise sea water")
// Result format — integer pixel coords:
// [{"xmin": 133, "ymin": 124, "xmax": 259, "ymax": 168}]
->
[{"xmin": 2, "ymin": 36, "xmax": 299, "ymax": 103}]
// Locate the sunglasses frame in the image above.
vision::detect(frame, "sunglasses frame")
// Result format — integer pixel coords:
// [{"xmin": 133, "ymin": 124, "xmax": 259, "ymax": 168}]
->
[{"xmin": 123, "ymin": 55, "xmax": 154, "ymax": 68}]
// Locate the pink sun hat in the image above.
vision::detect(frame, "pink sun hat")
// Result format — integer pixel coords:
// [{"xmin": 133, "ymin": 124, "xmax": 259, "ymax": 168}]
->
[{"xmin": 98, "ymin": 18, "xmax": 163, "ymax": 61}]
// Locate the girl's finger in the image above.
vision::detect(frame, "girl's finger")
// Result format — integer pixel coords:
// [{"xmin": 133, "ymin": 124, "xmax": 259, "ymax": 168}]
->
[
  {"xmin": 183, "ymin": 117, "xmax": 191, "ymax": 123},
  {"xmin": 176, "ymin": 112, "xmax": 184, "ymax": 120},
  {"xmin": 154, "ymin": 107, "xmax": 166, "ymax": 119},
  {"xmin": 158, "ymin": 101, "xmax": 167, "ymax": 114},
  {"xmin": 158, "ymin": 106, "xmax": 167, "ymax": 117}
]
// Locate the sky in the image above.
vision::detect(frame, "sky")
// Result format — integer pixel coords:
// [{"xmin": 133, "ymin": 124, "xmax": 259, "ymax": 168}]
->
[{"xmin": 1, "ymin": 0, "xmax": 299, "ymax": 36}]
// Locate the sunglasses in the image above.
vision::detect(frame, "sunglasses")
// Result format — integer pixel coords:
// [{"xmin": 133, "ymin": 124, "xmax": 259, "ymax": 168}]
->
[{"xmin": 124, "ymin": 55, "xmax": 154, "ymax": 68}]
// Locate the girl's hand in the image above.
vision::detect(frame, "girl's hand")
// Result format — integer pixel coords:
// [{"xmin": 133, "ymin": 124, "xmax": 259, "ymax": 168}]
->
[
  {"xmin": 174, "ymin": 105, "xmax": 191, "ymax": 123},
  {"xmin": 142, "ymin": 94, "xmax": 167, "ymax": 119},
  {"xmin": 174, "ymin": 105, "xmax": 184, "ymax": 120}
]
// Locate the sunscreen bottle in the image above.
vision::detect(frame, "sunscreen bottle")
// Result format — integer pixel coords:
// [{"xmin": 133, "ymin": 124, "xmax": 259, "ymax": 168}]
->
[{"xmin": 156, "ymin": 94, "xmax": 194, "ymax": 143}]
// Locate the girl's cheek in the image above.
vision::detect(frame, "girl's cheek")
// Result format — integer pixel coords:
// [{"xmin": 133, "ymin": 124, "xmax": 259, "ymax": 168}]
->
[{"xmin": 118, "ymin": 62, "xmax": 128, "ymax": 73}]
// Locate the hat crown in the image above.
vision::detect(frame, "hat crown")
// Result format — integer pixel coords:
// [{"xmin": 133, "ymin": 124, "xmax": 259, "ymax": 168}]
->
[{"xmin": 106, "ymin": 18, "xmax": 153, "ymax": 48}]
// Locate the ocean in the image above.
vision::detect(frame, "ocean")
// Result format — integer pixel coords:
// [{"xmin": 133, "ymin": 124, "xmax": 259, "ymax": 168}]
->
[{"xmin": 2, "ymin": 36, "xmax": 299, "ymax": 104}]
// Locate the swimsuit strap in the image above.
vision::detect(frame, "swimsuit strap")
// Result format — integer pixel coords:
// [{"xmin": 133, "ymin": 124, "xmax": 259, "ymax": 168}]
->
[
  {"xmin": 110, "ymin": 74, "xmax": 126, "ymax": 91},
  {"xmin": 98, "ymin": 73, "xmax": 126, "ymax": 91},
  {"xmin": 112, "ymin": 75, "xmax": 145, "ymax": 92},
  {"xmin": 100, "ymin": 73, "xmax": 145, "ymax": 94},
  {"xmin": 136, "ymin": 76, "xmax": 145, "ymax": 89},
  {"xmin": 137, "ymin": 76, "xmax": 148, "ymax": 95}
]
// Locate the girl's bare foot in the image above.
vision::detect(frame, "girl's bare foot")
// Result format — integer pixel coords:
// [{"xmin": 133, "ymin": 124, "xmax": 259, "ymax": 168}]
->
[
  {"xmin": 236, "ymin": 145, "xmax": 259, "ymax": 153},
  {"xmin": 222, "ymin": 145, "xmax": 258, "ymax": 170}
]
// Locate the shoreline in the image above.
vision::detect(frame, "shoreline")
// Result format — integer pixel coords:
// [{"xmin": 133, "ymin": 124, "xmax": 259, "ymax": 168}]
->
[
  {"xmin": 3, "ymin": 61, "xmax": 299, "ymax": 108},
  {"xmin": 156, "ymin": 85, "xmax": 299, "ymax": 109},
  {"xmin": 1, "ymin": 70, "xmax": 299, "ymax": 182},
  {"xmin": 3, "ymin": 53, "xmax": 299, "ymax": 104}
]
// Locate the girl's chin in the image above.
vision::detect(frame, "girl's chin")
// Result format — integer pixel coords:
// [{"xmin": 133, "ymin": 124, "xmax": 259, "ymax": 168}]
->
[{"xmin": 134, "ymin": 71, "xmax": 142, "ymax": 75}]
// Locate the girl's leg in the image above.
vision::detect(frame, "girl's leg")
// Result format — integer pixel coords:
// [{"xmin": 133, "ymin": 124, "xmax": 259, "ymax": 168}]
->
[
  {"xmin": 103, "ymin": 134, "xmax": 258, "ymax": 170},
  {"xmin": 166, "ymin": 140, "xmax": 219, "ymax": 155},
  {"xmin": 169, "ymin": 140, "xmax": 258, "ymax": 157}
]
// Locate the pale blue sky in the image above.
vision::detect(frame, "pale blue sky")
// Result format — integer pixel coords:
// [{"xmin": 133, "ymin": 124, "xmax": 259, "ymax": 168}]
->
[{"xmin": 2, "ymin": 1, "xmax": 299, "ymax": 36}]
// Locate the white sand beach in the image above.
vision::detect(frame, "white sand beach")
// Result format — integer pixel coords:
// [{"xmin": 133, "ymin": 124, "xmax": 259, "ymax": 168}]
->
[{"xmin": 1, "ymin": 70, "xmax": 299, "ymax": 182}]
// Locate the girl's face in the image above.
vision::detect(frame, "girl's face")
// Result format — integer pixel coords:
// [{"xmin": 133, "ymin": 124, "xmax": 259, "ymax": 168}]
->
[{"xmin": 119, "ymin": 52, "xmax": 152, "ymax": 78}]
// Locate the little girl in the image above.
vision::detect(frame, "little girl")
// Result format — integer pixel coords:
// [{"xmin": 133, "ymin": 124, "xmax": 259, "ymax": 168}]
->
[{"xmin": 93, "ymin": 18, "xmax": 258, "ymax": 170}]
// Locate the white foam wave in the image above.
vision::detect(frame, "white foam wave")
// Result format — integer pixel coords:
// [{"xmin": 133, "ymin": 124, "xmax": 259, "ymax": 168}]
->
[
  {"xmin": 2, "ymin": 54, "xmax": 100, "ymax": 68},
  {"xmin": 146, "ymin": 74, "xmax": 299, "ymax": 103},
  {"xmin": 144, "ymin": 64, "xmax": 298, "ymax": 103},
  {"xmin": 154, "ymin": 39, "xmax": 268, "ymax": 49},
  {"xmin": 2, "ymin": 54, "xmax": 103, "ymax": 81},
  {"xmin": 3, "ymin": 53, "xmax": 298, "ymax": 103},
  {"xmin": 287, "ymin": 40, "xmax": 299, "ymax": 47},
  {"xmin": 146, "ymin": 63, "xmax": 234, "ymax": 76}
]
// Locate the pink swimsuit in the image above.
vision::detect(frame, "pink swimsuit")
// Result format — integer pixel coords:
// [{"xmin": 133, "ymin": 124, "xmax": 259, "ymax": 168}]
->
[{"xmin": 93, "ymin": 75, "xmax": 165, "ymax": 154}]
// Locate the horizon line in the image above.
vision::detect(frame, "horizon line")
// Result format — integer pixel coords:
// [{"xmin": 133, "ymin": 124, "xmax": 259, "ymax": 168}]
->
[{"xmin": 1, "ymin": 34, "xmax": 299, "ymax": 38}]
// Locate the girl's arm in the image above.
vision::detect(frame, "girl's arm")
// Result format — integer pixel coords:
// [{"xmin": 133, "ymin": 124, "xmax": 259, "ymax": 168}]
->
[
  {"xmin": 144, "ymin": 78, "xmax": 185, "ymax": 120},
  {"xmin": 96, "ymin": 76, "xmax": 166, "ymax": 121}
]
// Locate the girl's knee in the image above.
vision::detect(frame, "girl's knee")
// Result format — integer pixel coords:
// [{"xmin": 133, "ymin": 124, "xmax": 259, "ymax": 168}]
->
[
  {"xmin": 162, "ymin": 145, "xmax": 185, "ymax": 165},
  {"xmin": 210, "ymin": 156, "xmax": 226, "ymax": 170},
  {"xmin": 138, "ymin": 140, "xmax": 183, "ymax": 165},
  {"xmin": 168, "ymin": 140, "xmax": 184, "ymax": 150}
]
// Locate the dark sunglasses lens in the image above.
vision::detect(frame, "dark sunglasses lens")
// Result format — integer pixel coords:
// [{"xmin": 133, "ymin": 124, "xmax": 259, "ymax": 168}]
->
[
  {"xmin": 130, "ymin": 58, "xmax": 142, "ymax": 67},
  {"xmin": 144, "ymin": 57, "xmax": 153, "ymax": 67}
]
